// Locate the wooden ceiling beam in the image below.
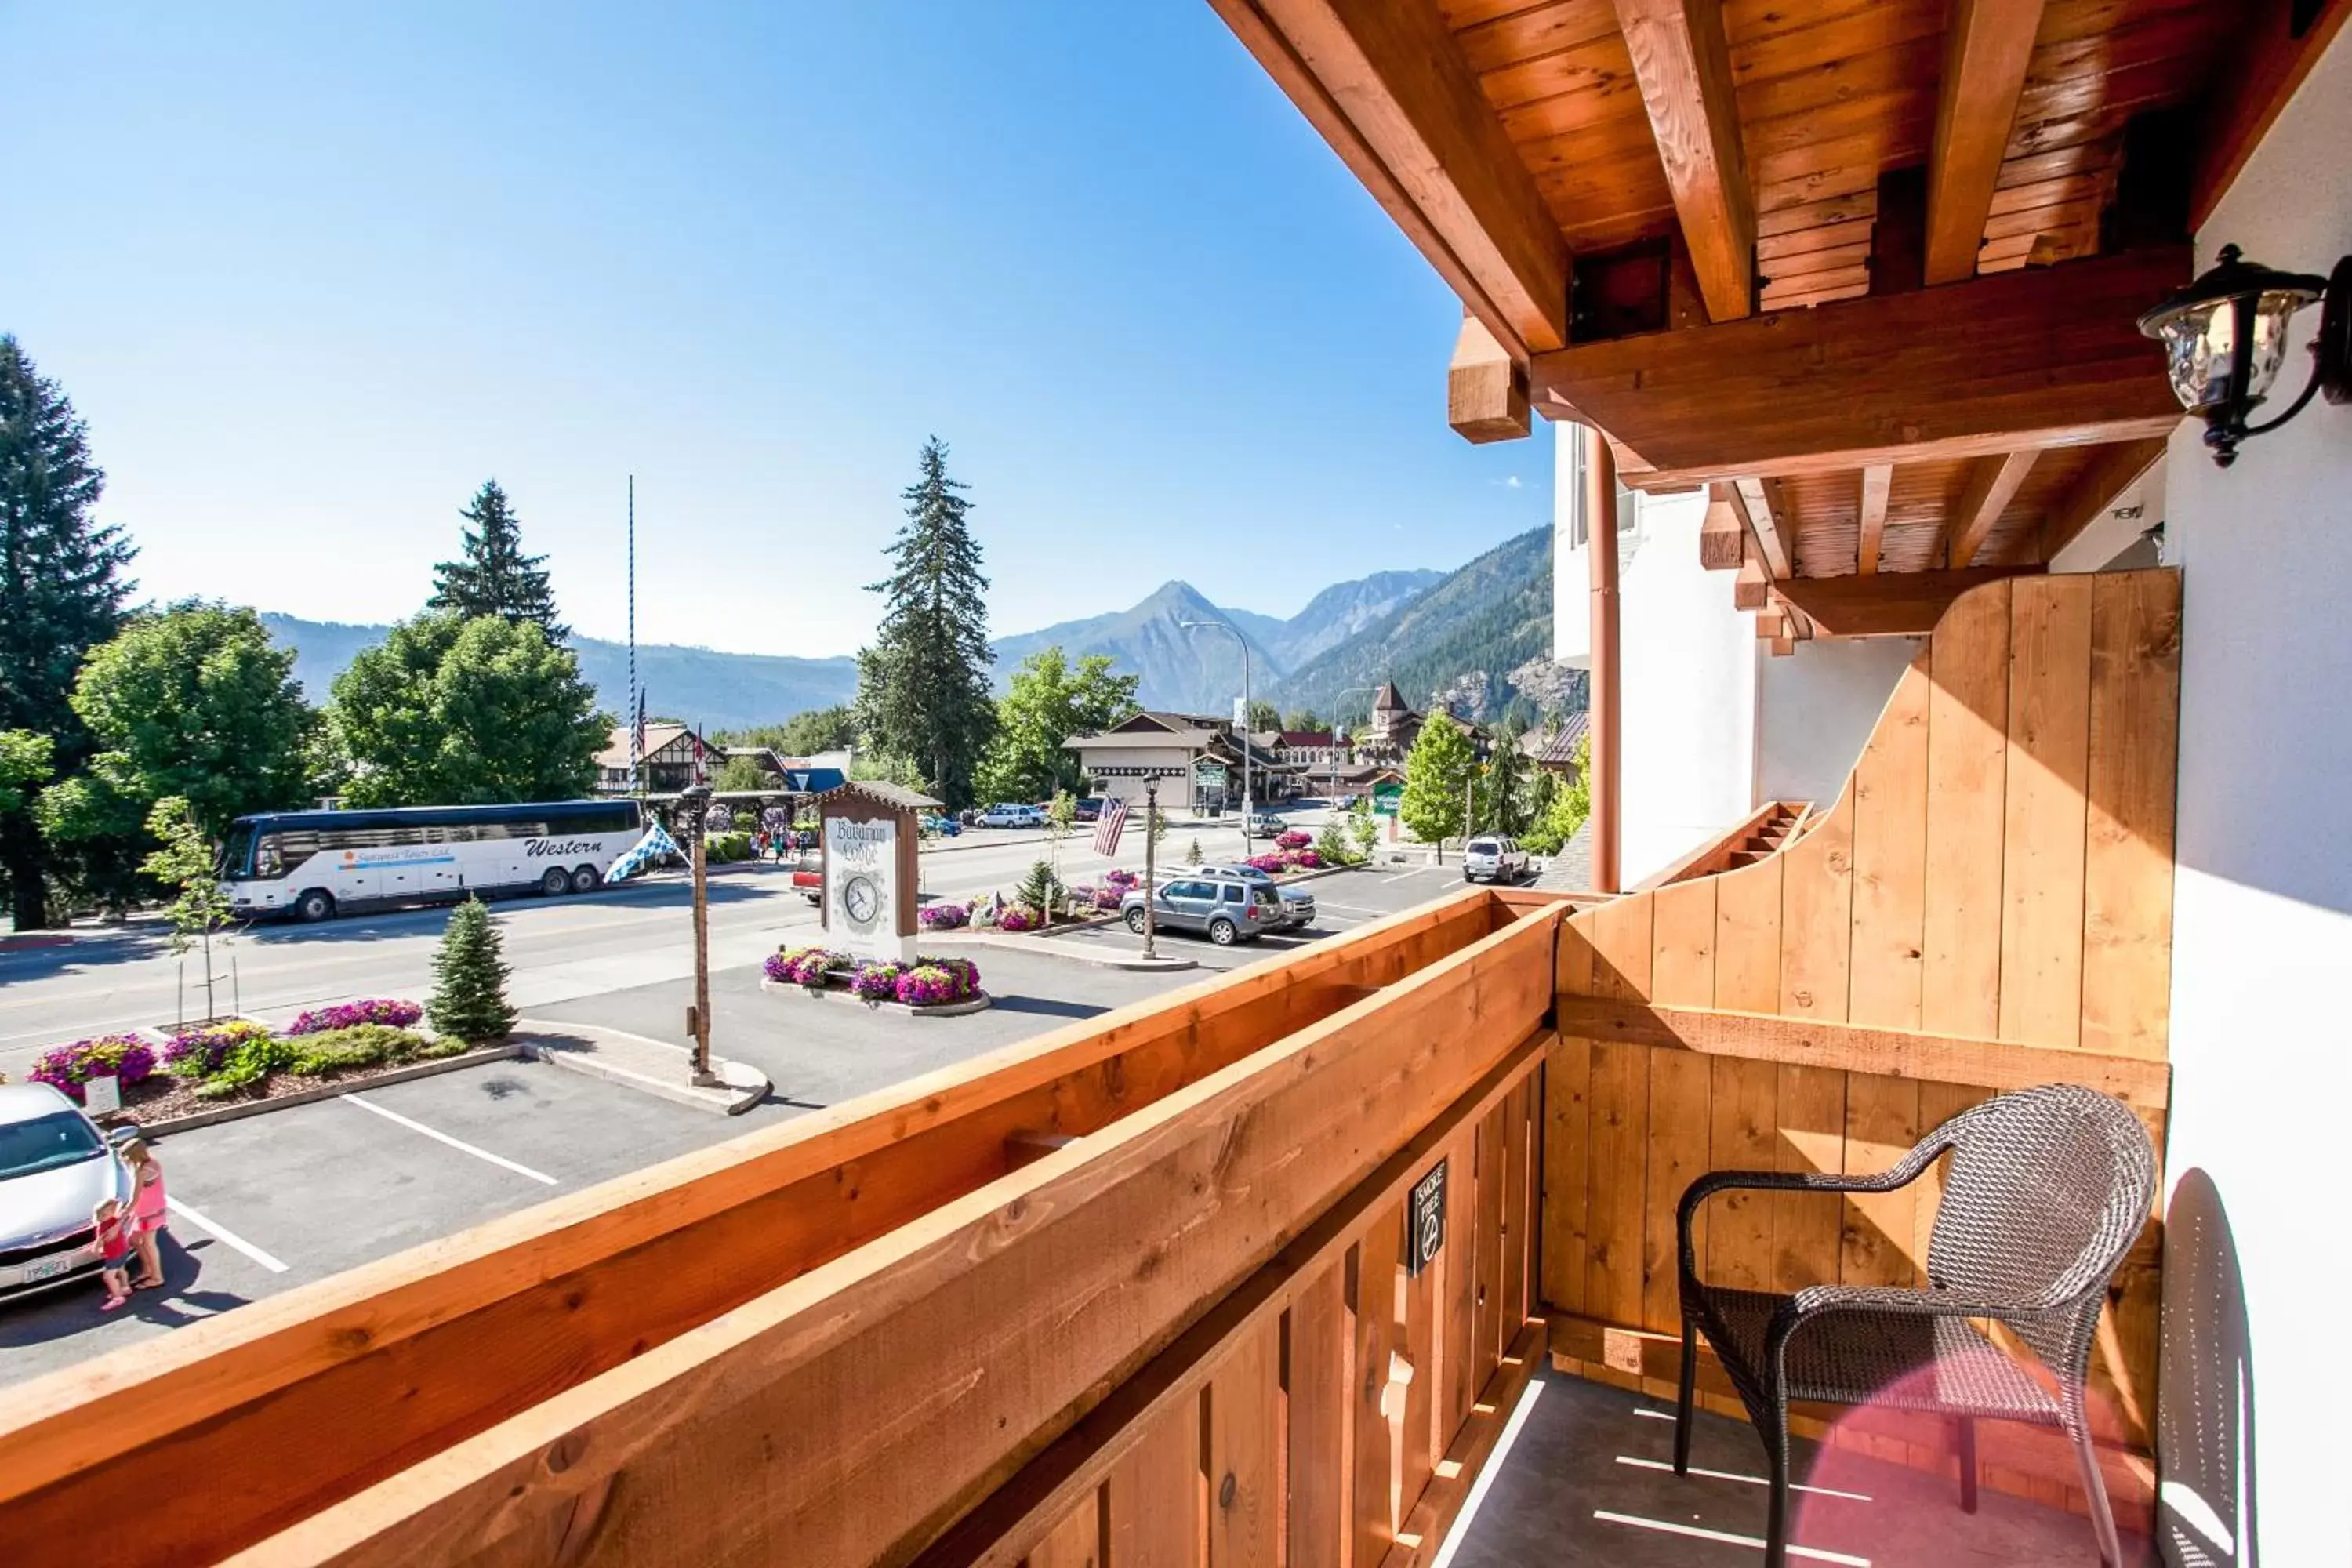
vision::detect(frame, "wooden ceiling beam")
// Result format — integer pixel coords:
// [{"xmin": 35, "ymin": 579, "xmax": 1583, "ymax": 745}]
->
[
  {"xmin": 1944, "ymin": 448, "xmax": 2041, "ymax": 568},
  {"xmin": 1730, "ymin": 476, "xmax": 1794, "ymax": 579},
  {"xmin": 1773, "ymin": 564, "xmax": 2044, "ymax": 637},
  {"xmin": 2190, "ymin": 0, "xmax": 2352, "ymax": 230},
  {"xmin": 1856, "ymin": 463, "xmax": 1893, "ymax": 574},
  {"xmin": 1448, "ymin": 311, "xmax": 1530, "ymax": 443},
  {"xmin": 2031, "ymin": 438, "xmax": 2168, "ymax": 565},
  {"xmin": 1612, "ymin": 0, "xmax": 1755, "ymax": 322},
  {"xmin": 1699, "ymin": 484, "xmax": 1744, "ymax": 569},
  {"xmin": 1533, "ymin": 246, "xmax": 2190, "ymax": 488},
  {"xmin": 1923, "ymin": 0, "xmax": 2048, "ymax": 286},
  {"xmin": 1212, "ymin": 0, "xmax": 1572, "ymax": 361}
]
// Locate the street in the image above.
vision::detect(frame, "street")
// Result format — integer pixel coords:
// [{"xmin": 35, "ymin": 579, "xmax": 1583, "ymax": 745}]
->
[{"xmin": 0, "ymin": 822, "xmax": 1461, "ymax": 1389}]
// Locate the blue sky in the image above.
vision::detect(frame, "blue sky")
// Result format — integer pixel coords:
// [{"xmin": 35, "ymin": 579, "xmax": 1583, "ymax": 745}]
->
[{"xmin": 2, "ymin": 2, "xmax": 1549, "ymax": 656}]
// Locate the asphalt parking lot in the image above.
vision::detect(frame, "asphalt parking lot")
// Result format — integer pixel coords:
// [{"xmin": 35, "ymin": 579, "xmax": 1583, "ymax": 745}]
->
[{"xmin": 0, "ymin": 860, "xmax": 1474, "ymax": 1390}]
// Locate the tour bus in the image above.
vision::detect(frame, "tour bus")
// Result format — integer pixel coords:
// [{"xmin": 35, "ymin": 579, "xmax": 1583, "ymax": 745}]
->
[{"xmin": 216, "ymin": 799, "xmax": 647, "ymax": 922}]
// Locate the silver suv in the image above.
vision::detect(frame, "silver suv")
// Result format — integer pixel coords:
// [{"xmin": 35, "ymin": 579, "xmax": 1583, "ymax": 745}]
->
[
  {"xmin": 1198, "ymin": 864, "xmax": 1316, "ymax": 931},
  {"xmin": 1462, "ymin": 835, "xmax": 1530, "ymax": 884},
  {"xmin": 1119, "ymin": 872, "xmax": 1287, "ymax": 946}
]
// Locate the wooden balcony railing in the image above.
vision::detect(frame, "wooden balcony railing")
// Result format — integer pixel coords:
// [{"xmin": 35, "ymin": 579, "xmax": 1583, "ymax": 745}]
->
[{"xmin": 0, "ymin": 887, "xmax": 1561, "ymax": 1568}]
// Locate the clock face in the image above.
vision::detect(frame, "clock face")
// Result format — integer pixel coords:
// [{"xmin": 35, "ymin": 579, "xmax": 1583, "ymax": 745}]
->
[{"xmin": 842, "ymin": 873, "xmax": 880, "ymax": 926}]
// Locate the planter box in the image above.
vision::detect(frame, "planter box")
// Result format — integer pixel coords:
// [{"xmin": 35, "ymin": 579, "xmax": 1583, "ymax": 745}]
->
[{"xmin": 758, "ymin": 977, "xmax": 991, "ymax": 1018}]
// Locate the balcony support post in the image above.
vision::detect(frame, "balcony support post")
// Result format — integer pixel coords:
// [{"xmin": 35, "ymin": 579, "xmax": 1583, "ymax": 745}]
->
[{"xmin": 1585, "ymin": 423, "xmax": 1623, "ymax": 892}]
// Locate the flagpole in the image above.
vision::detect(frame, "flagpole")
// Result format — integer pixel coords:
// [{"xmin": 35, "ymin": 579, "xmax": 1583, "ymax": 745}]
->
[{"xmin": 627, "ymin": 475, "xmax": 640, "ymax": 797}]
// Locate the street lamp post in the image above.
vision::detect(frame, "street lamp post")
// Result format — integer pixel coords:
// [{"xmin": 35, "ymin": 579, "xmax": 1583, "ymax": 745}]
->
[
  {"xmin": 1141, "ymin": 777, "xmax": 1161, "ymax": 961},
  {"xmin": 1178, "ymin": 619, "xmax": 1253, "ymax": 845},
  {"xmin": 677, "ymin": 782, "xmax": 718, "ymax": 1087}
]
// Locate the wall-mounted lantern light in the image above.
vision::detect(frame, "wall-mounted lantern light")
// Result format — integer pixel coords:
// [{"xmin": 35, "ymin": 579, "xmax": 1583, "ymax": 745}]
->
[{"xmin": 2137, "ymin": 245, "xmax": 2350, "ymax": 467}]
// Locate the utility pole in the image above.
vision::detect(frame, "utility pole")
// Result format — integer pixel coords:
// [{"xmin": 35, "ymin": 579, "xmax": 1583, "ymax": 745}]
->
[
  {"xmin": 1141, "ymin": 777, "xmax": 1160, "ymax": 961},
  {"xmin": 627, "ymin": 475, "xmax": 640, "ymax": 797},
  {"xmin": 678, "ymin": 782, "xmax": 718, "ymax": 1087}
]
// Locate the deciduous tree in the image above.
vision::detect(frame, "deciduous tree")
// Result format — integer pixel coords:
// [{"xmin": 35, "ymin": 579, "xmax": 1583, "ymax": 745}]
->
[
  {"xmin": 329, "ymin": 611, "xmax": 607, "ymax": 806},
  {"xmin": 854, "ymin": 439, "xmax": 996, "ymax": 807},
  {"xmin": 974, "ymin": 646, "xmax": 1140, "ymax": 804},
  {"xmin": 62, "ymin": 601, "xmax": 314, "ymax": 837},
  {"xmin": 1398, "ymin": 713, "xmax": 1479, "ymax": 848},
  {"xmin": 0, "ymin": 336, "xmax": 135, "ymax": 927},
  {"xmin": 429, "ymin": 480, "xmax": 567, "ymax": 638}
]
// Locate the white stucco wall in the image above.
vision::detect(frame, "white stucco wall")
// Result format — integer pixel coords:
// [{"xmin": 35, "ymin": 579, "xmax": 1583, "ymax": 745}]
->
[
  {"xmin": 1755, "ymin": 635, "xmax": 1922, "ymax": 808},
  {"xmin": 1616, "ymin": 488, "xmax": 1761, "ymax": 883},
  {"xmin": 2158, "ymin": 32, "xmax": 2352, "ymax": 1568}
]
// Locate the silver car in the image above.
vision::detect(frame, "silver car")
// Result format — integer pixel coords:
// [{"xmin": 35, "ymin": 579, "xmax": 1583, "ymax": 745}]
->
[
  {"xmin": 1461, "ymin": 835, "xmax": 1531, "ymax": 884},
  {"xmin": 0, "ymin": 1083, "xmax": 135, "ymax": 1304},
  {"xmin": 1199, "ymin": 864, "xmax": 1316, "ymax": 931},
  {"xmin": 1119, "ymin": 873, "xmax": 1287, "ymax": 946}
]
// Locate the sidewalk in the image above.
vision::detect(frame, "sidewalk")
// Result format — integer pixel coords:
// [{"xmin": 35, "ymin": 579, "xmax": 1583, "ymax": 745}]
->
[{"xmin": 517, "ymin": 1018, "xmax": 771, "ymax": 1115}]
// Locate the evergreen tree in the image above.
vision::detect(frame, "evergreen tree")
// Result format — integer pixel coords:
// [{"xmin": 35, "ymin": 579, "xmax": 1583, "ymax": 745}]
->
[
  {"xmin": 854, "ymin": 438, "xmax": 996, "ymax": 807},
  {"xmin": 1244, "ymin": 699, "xmax": 1281, "ymax": 733},
  {"xmin": 427, "ymin": 898, "xmax": 517, "ymax": 1043},
  {"xmin": 429, "ymin": 480, "xmax": 567, "ymax": 638},
  {"xmin": 0, "ymin": 336, "xmax": 136, "ymax": 929},
  {"xmin": 1483, "ymin": 718, "xmax": 1531, "ymax": 836}
]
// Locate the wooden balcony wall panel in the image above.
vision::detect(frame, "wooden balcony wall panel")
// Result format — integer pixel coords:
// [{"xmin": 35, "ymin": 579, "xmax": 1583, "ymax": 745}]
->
[
  {"xmin": 931, "ymin": 1033, "xmax": 1549, "ymax": 1568},
  {"xmin": 219, "ymin": 905, "xmax": 1563, "ymax": 1568},
  {"xmin": 1537, "ymin": 570, "xmax": 2181, "ymax": 1518},
  {"xmin": 0, "ymin": 889, "xmax": 1528, "ymax": 1568}
]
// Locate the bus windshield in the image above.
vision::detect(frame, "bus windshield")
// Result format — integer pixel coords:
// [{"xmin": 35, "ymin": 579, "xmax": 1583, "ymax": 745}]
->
[{"xmin": 217, "ymin": 822, "xmax": 257, "ymax": 881}]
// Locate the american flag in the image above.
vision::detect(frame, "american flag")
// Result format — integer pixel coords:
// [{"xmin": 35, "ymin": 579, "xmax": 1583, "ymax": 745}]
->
[{"xmin": 1094, "ymin": 794, "xmax": 1131, "ymax": 855}]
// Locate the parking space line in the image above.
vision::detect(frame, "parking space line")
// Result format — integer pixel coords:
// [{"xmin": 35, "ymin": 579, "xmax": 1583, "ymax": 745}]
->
[
  {"xmin": 164, "ymin": 1196, "xmax": 289, "ymax": 1273},
  {"xmin": 342, "ymin": 1093, "xmax": 559, "ymax": 1185}
]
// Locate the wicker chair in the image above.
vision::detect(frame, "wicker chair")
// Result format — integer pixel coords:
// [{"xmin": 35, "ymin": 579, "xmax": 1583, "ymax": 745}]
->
[{"xmin": 1672, "ymin": 1083, "xmax": 2156, "ymax": 1568}]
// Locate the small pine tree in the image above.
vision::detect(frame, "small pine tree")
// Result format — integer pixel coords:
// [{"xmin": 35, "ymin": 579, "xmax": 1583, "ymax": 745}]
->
[
  {"xmin": 428, "ymin": 898, "xmax": 517, "ymax": 1044},
  {"xmin": 1184, "ymin": 836, "xmax": 1203, "ymax": 866},
  {"xmin": 429, "ymin": 481, "xmax": 567, "ymax": 638},
  {"xmin": 1015, "ymin": 858, "xmax": 1063, "ymax": 924}
]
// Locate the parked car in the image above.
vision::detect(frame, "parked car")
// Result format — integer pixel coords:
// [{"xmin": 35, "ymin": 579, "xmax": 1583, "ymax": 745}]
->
[
  {"xmin": 919, "ymin": 814, "xmax": 962, "ymax": 837},
  {"xmin": 1461, "ymin": 835, "xmax": 1531, "ymax": 884},
  {"xmin": 1119, "ymin": 872, "xmax": 1287, "ymax": 946},
  {"xmin": 976, "ymin": 803, "xmax": 1047, "ymax": 829},
  {"xmin": 1200, "ymin": 864, "xmax": 1316, "ymax": 931},
  {"xmin": 0, "ymin": 1083, "xmax": 136, "ymax": 1305},
  {"xmin": 1241, "ymin": 811, "xmax": 1286, "ymax": 840},
  {"xmin": 1072, "ymin": 797, "xmax": 1105, "ymax": 823}
]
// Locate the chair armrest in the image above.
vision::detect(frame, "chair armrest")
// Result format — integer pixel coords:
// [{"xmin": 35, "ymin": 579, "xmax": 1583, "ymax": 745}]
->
[{"xmin": 1675, "ymin": 1156, "xmax": 1941, "ymax": 1288}]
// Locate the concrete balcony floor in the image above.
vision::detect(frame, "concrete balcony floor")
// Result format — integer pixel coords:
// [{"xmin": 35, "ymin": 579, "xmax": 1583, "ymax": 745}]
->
[{"xmin": 1442, "ymin": 1370, "xmax": 2144, "ymax": 1567}]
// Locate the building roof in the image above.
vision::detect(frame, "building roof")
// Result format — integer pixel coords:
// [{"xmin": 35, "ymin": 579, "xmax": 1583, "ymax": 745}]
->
[
  {"xmin": 1372, "ymin": 681, "xmax": 1408, "ymax": 713},
  {"xmin": 813, "ymin": 779, "xmax": 942, "ymax": 813},
  {"xmin": 1066, "ymin": 730, "xmax": 1223, "ymax": 752},
  {"xmin": 1535, "ymin": 712, "xmax": 1591, "ymax": 769},
  {"xmin": 1276, "ymin": 731, "xmax": 1335, "ymax": 748},
  {"xmin": 597, "ymin": 723, "xmax": 709, "ymax": 771}
]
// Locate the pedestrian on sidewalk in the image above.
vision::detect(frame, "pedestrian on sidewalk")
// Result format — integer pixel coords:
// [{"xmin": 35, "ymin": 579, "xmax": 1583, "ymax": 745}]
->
[{"xmin": 124, "ymin": 1138, "xmax": 169, "ymax": 1290}]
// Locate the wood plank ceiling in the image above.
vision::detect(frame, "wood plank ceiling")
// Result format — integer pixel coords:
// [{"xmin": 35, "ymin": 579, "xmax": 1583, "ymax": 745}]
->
[{"xmin": 1215, "ymin": 0, "xmax": 2347, "ymax": 631}]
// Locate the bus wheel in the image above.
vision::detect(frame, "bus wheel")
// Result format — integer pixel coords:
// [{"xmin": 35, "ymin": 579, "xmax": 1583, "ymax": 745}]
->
[
  {"xmin": 570, "ymin": 865, "xmax": 601, "ymax": 894},
  {"xmin": 540, "ymin": 866, "xmax": 572, "ymax": 897},
  {"xmin": 294, "ymin": 888, "xmax": 336, "ymax": 923}
]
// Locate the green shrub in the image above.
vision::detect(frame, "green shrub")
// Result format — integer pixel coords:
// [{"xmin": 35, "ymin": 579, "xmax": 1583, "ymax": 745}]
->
[
  {"xmin": 208, "ymin": 1033, "xmax": 303, "ymax": 1091},
  {"xmin": 287, "ymin": 1024, "xmax": 437, "ymax": 1076},
  {"xmin": 706, "ymin": 830, "xmax": 754, "ymax": 863}
]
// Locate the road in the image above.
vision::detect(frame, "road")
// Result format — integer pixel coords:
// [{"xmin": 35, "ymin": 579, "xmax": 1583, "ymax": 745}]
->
[{"xmin": 0, "ymin": 816, "xmax": 1300, "ymax": 1072}]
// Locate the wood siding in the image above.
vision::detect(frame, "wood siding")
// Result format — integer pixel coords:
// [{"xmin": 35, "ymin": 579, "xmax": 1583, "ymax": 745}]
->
[{"xmin": 1540, "ymin": 569, "xmax": 2181, "ymax": 1523}]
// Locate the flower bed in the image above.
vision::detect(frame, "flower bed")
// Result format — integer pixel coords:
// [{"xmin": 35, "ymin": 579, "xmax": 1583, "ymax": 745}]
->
[
  {"xmin": 765, "ymin": 947, "xmax": 984, "ymax": 1010},
  {"xmin": 26, "ymin": 1000, "xmax": 480, "ymax": 1125},
  {"xmin": 918, "ymin": 902, "xmax": 970, "ymax": 931},
  {"xmin": 31, "ymin": 1034, "xmax": 158, "ymax": 1105},
  {"xmin": 286, "ymin": 998, "xmax": 423, "ymax": 1036}
]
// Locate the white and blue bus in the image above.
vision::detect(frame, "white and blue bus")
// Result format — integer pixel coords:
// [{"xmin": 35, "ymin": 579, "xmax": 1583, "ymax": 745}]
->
[{"xmin": 216, "ymin": 800, "xmax": 647, "ymax": 922}]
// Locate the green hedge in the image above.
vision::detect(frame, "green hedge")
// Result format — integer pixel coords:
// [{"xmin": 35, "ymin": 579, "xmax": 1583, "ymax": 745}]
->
[{"xmin": 706, "ymin": 830, "xmax": 755, "ymax": 863}]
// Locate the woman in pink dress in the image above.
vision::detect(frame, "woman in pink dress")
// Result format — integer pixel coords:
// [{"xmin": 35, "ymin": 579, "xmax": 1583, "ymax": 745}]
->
[{"xmin": 122, "ymin": 1138, "xmax": 168, "ymax": 1290}]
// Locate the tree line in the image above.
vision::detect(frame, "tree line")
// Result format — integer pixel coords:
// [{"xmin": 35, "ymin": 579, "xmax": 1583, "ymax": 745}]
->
[{"xmin": 0, "ymin": 334, "xmax": 605, "ymax": 928}]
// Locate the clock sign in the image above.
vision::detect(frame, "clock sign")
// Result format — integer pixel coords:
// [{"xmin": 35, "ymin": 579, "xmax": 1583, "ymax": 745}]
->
[
  {"xmin": 1406, "ymin": 1157, "xmax": 1446, "ymax": 1278},
  {"xmin": 842, "ymin": 873, "xmax": 881, "ymax": 927}
]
